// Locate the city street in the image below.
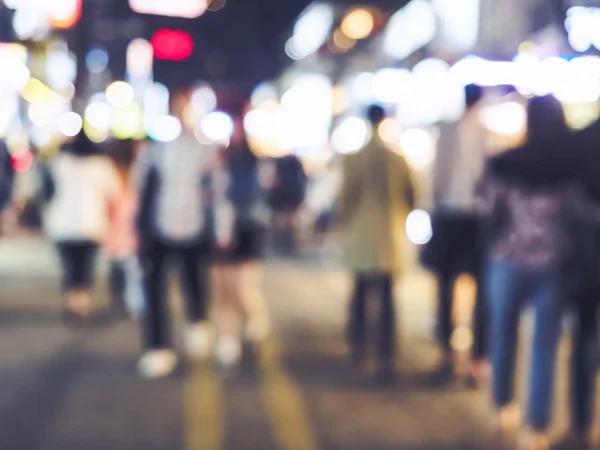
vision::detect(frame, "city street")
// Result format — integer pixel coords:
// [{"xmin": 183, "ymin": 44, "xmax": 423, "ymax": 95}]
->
[{"xmin": 0, "ymin": 237, "xmax": 594, "ymax": 450}]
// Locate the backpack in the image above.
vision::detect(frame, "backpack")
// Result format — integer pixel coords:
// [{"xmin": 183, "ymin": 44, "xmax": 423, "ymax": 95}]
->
[{"xmin": 0, "ymin": 141, "xmax": 15, "ymax": 211}]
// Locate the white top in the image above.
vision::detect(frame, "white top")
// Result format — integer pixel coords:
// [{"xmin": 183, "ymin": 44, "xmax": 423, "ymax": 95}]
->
[
  {"xmin": 45, "ymin": 153, "xmax": 120, "ymax": 242},
  {"xmin": 434, "ymin": 108, "xmax": 488, "ymax": 211}
]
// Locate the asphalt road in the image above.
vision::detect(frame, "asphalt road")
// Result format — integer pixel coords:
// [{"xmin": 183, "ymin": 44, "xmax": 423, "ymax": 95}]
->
[{"xmin": 0, "ymin": 237, "xmax": 595, "ymax": 450}]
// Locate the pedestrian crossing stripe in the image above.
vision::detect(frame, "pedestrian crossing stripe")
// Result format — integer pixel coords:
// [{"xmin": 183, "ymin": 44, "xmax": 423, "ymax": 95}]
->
[
  {"xmin": 184, "ymin": 339, "xmax": 320, "ymax": 450},
  {"xmin": 259, "ymin": 339, "xmax": 320, "ymax": 450},
  {"xmin": 184, "ymin": 361, "xmax": 224, "ymax": 450}
]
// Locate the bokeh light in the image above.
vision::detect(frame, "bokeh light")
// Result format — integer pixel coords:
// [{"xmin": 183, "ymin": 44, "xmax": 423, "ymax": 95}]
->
[
  {"xmin": 150, "ymin": 115, "xmax": 182, "ymax": 142},
  {"xmin": 406, "ymin": 209, "xmax": 432, "ymax": 245},
  {"xmin": 400, "ymin": 128, "xmax": 435, "ymax": 169},
  {"xmin": 58, "ymin": 112, "xmax": 83, "ymax": 137},
  {"xmin": 378, "ymin": 118, "xmax": 401, "ymax": 144},
  {"xmin": 331, "ymin": 117, "xmax": 370, "ymax": 154},
  {"xmin": 11, "ymin": 150, "xmax": 33, "ymax": 173},
  {"xmin": 85, "ymin": 102, "xmax": 112, "ymax": 131},
  {"xmin": 207, "ymin": 0, "xmax": 225, "ymax": 12},
  {"xmin": 201, "ymin": 111, "xmax": 233, "ymax": 142},
  {"xmin": 332, "ymin": 28, "xmax": 356, "ymax": 52},
  {"xmin": 106, "ymin": 81, "xmax": 135, "ymax": 108},
  {"xmin": 191, "ymin": 84, "xmax": 217, "ymax": 115},
  {"xmin": 86, "ymin": 47, "xmax": 109, "ymax": 74},
  {"xmin": 384, "ymin": 0, "xmax": 436, "ymax": 59},
  {"xmin": 341, "ymin": 8, "xmax": 374, "ymax": 40},
  {"xmin": 480, "ymin": 102, "xmax": 527, "ymax": 136},
  {"xmin": 48, "ymin": 0, "xmax": 82, "ymax": 29}
]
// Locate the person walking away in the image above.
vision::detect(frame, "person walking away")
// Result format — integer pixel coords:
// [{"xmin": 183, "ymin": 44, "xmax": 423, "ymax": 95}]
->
[
  {"xmin": 268, "ymin": 153, "xmax": 307, "ymax": 255},
  {"xmin": 105, "ymin": 138, "xmax": 144, "ymax": 318},
  {"xmin": 213, "ymin": 117, "xmax": 271, "ymax": 373},
  {"xmin": 425, "ymin": 84, "xmax": 489, "ymax": 385},
  {"xmin": 479, "ymin": 95, "xmax": 597, "ymax": 450},
  {"xmin": 44, "ymin": 132, "xmax": 121, "ymax": 322},
  {"xmin": 339, "ymin": 104, "xmax": 416, "ymax": 383},
  {"xmin": 136, "ymin": 93, "xmax": 233, "ymax": 379},
  {"xmin": 555, "ymin": 113, "xmax": 600, "ymax": 449},
  {"xmin": 0, "ymin": 139, "xmax": 15, "ymax": 231}
]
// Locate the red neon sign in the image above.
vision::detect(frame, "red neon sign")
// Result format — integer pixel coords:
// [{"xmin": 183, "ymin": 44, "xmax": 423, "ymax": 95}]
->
[{"xmin": 151, "ymin": 29, "xmax": 194, "ymax": 61}]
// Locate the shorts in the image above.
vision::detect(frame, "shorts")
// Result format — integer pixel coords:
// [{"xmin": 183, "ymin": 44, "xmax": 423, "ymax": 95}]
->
[{"xmin": 214, "ymin": 219, "xmax": 265, "ymax": 264}]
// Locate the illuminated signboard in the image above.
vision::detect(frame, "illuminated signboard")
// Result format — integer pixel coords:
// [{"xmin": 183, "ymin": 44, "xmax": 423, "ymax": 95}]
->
[{"xmin": 129, "ymin": 0, "xmax": 207, "ymax": 18}]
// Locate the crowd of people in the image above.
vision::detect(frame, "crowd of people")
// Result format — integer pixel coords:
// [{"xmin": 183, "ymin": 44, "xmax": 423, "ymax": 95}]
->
[{"xmin": 0, "ymin": 86, "xmax": 599, "ymax": 450}]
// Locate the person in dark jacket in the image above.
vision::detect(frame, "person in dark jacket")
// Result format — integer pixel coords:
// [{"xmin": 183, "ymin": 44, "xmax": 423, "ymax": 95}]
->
[
  {"xmin": 0, "ymin": 139, "xmax": 14, "ymax": 214},
  {"xmin": 557, "ymin": 117, "xmax": 600, "ymax": 449}
]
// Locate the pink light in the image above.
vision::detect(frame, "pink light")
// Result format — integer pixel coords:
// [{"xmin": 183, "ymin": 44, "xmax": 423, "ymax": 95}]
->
[
  {"xmin": 12, "ymin": 151, "xmax": 33, "ymax": 173},
  {"xmin": 151, "ymin": 29, "xmax": 194, "ymax": 61}
]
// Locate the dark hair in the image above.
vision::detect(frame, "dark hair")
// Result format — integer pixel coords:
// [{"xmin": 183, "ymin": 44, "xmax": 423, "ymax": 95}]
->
[
  {"xmin": 366, "ymin": 104, "xmax": 386, "ymax": 125},
  {"xmin": 465, "ymin": 84, "xmax": 483, "ymax": 109},
  {"xmin": 65, "ymin": 132, "xmax": 99, "ymax": 156},
  {"xmin": 526, "ymin": 95, "xmax": 569, "ymax": 144},
  {"xmin": 108, "ymin": 139, "xmax": 137, "ymax": 170}
]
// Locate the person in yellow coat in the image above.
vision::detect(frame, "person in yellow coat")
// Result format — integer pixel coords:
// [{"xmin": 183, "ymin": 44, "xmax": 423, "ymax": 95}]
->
[{"xmin": 339, "ymin": 105, "xmax": 416, "ymax": 382}]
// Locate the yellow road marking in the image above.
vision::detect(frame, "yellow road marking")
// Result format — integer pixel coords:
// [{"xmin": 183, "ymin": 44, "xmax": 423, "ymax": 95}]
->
[
  {"xmin": 184, "ymin": 362, "xmax": 224, "ymax": 450},
  {"xmin": 259, "ymin": 339, "xmax": 320, "ymax": 450}
]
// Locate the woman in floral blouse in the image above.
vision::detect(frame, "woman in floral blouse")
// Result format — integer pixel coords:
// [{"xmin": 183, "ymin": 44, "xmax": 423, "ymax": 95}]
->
[{"xmin": 478, "ymin": 95, "xmax": 594, "ymax": 450}]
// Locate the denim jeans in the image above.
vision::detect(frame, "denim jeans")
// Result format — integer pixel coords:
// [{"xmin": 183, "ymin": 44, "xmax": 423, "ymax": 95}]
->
[
  {"xmin": 571, "ymin": 287, "xmax": 598, "ymax": 432},
  {"xmin": 486, "ymin": 260, "xmax": 564, "ymax": 430}
]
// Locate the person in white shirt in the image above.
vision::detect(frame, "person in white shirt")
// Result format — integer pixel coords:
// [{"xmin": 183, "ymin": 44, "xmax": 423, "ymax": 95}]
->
[
  {"xmin": 427, "ymin": 84, "xmax": 489, "ymax": 385},
  {"xmin": 45, "ymin": 132, "xmax": 121, "ymax": 322}
]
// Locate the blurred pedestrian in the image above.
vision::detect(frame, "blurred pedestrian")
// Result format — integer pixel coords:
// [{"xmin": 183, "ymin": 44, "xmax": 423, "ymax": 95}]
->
[
  {"xmin": 339, "ymin": 104, "xmax": 416, "ymax": 383},
  {"xmin": 136, "ymin": 93, "xmax": 233, "ymax": 379},
  {"xmin": 555, "ymin": 113, "xmax": 600, "ymax": 449},
  {"xmin": 0, "ymin": 139, "xmax": 15, "ymax": 224},
  {"xmin": 268, "ymin": 153, "xmax": 307, "ymax": 255},
  {"xmin": 44, "ymin": 132, "xmax": 121, "ymax": 322},
  {"xmin": 213, "ymin": 117, "xmax": 270, "ymax": 373},
  {"xmin": 479, "ymin": 96, "xmax": 592, "ymax": 450},
  {"xmin": 424, "ymin": 84, "xmax": 489, "ymax": 385},
  {"xmin": 105, "ymin": 138, "xmax": 144, "ymax": 318}
]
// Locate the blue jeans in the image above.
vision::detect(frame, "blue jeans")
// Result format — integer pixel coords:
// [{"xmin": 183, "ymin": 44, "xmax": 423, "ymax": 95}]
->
[{"xmin": 487, "ymin": 261, "xmax": 564, "ymax": 430}]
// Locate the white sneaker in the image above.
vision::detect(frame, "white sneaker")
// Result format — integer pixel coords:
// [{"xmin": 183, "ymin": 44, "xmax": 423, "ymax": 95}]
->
[
  {"xmin": 215, "ymin": 337, "xmax": 242, "ymax": 369},
  {"xmin": 184, "ymin": 322, "xmax": 213, "ymax": 361},
  {"xmin": 138, "ymin": 349, "xmax": 178, "ymax": 379}
]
